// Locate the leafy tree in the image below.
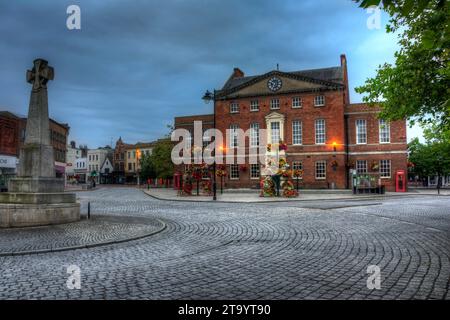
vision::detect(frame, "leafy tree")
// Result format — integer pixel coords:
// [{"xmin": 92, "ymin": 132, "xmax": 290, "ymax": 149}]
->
[
  {"xmin": 408, "ymin": 123, "xmax": 450, "ymax": 184},
  {"xmin": 147, "ymin": 139, "xmax": 174, "ymax": 179},
  {"xmin": 139, "ymin": 153, "xmax": 156, "ymax": 181},
  {"xmin": 354, "ymin": 0, "xmax": 450, "ymax": 131}
]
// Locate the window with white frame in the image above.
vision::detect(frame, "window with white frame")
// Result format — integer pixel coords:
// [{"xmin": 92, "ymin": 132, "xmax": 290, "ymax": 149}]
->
[
  {"xmin": 292, "ymin": 97, "xmax": 302, "ymax": 108},
  {"xmin": 271, "ymin": 122, "xmax": 280, "ymax": 144},
  {"xmin": 250, "ymin": 100, "xmax": 259, "ymax": 112},
  {"xmin": 379, "ymin": 160, "xmax": 391, "ymax": 178},
  {"xmin": 379, "ymin": 119, "xmax": 390, "ymax": 143},
  {"xmin": 314, "ymin": 95, "xmax": 325, "ymax": 106},
  {"xmin": 230, "ymin": 124, "xmax": 239, "ymax": 148},
  {"xmin": 250, "ymin": 164, "xmax": 260, "ymax": 179},
  {"xmin": 315, "ymin": 119, "xmax": 326, "ymax": 144},
  {"xmin": 315, "ymin": 161, "xmax": 326, "ymax": 179},
  {"xmin": 270, "ymin": 98, "xmax": 280, "ymax": 110},
  {"xmin": 356, "ymin": 119, "xmax": 367, "ymax": 144},
  {"xmin": 292, "ymin": 120, "xmax": 302, "ymax": 145},
  {"xmin": 230, "ymin": 164, "xmax": 239, "ymax": 179},
  {"xmin": 356, "ymin": 160, "xmax": 368, "ymax": 173},
  {"xmin": 230, "ymin": 102, "xmax": 239, "ymax": 113},
  {"xmin": 250, "ymin": 123, "xmax": 260, "ymax": 147}
]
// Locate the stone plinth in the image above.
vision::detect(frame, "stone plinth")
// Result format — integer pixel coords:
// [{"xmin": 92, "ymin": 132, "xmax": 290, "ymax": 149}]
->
[
  {"xmin": 0, "ymin": 203, "xmax": 80, "ymax": 228},
  {"xmin": 8, "ymin": 177, "xmax": 65, "ymax": 193},
  {"xmin": 0, "ymin": 192, "xmax": 76, "ymax": 204}
]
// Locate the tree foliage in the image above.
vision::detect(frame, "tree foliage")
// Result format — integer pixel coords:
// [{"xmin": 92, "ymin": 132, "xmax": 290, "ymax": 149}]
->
[
  {"xmin": 142, "ymin": 139, "xmax": 174, "ymax": 179},
  {"xmin": 139, "ymin": 153, "xmax": 156, "ymax": 181},
  {"xmin": 408, "ymin": 123, "xmax": 450, "ymax": 178},
  {"xmin": 354, "ymin": 0, "xmax": 450, "ymax": 131}
]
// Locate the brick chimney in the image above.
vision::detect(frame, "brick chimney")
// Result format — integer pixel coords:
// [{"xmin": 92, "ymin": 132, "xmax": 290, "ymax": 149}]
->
[
  {"xmin": 340, "ymin": 54, "xmax": 350, "ymax": 105},
  {"xmin": 232, "ymin": 67, "xmax": 245, "ymax": 78}
]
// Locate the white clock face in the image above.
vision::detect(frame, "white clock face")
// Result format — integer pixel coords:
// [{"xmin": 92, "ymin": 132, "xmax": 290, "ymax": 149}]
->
[{"xmin": 267, "ymin": 77, "xmax": 282, "ymax": 92}]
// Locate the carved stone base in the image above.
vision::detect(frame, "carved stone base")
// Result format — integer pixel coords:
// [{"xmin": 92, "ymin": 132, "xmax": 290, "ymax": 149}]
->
[
  {"xmin": 8, "ymin": 177, "xmax": 64, "ymax": 193},
  {"xmin": 0, "ymin": 192, "xmax": 76, "ymax": 204},
  {"xmin": 0, "ymin": 202, "xmax": 80, "ymax": 228}
]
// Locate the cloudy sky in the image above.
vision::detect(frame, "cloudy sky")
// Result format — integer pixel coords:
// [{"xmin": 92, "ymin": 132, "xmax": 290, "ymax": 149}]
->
[{"xmin": 0, "ymin": 0, "xmax": 422, "ymax": 148}]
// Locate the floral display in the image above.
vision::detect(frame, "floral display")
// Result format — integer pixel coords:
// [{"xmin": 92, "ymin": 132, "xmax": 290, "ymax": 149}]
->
[
  {"xmin": 260, "ymin": 176, "xmax": 276, "ymax": 197},
  {"xmin": 216, "ymin": 166, "xmax": 227, "ymax": 177},
  {"xmin": 293, "ymin": 169, "xmax": 303, "ymax": 178},
  {"xmin": 201, "ymin": 180, "xmax": 212, "ymax": 195},
  {"xmin": 279, "ymin": 140, "xmax": 288, "ymax": 151},
  {"xmin": 281, "ymin": 180, "xmax": 298, "ymax": 198},
  {"xmin": 371, "ymin": 161, "xmax": 379, "ymax": 171}
]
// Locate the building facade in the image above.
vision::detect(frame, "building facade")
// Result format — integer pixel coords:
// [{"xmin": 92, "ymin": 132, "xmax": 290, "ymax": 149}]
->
[
  {"xmin": 112, "ymin": 137, "xmax": 130, "ymax": 184},
  {"xmin": 74, "ymin": 157, "xmax": 87, "ymax": 183},
  {"xmin": 66, "ymin": 141, "xmax": 82, "ymax": 184},
  {"xmin": 124, "ymin": 142, "xmax": 155, "ymax": 184},
  {"xmin": 173, "ymin": 55, "xmax": 408, "ymax": 191},
  {"xmin": 87, "ymin": 147, "xmax": 113, "ymax": 184},
  {"xmin": 100, "ymin": 157, "xmax": 114, "ymax": 184}
]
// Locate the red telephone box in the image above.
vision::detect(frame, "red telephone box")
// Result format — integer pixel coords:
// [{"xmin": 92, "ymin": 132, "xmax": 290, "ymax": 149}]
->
[{"xmin": 395, "ymin": 170, "xmax": 406, "ymax": 192}]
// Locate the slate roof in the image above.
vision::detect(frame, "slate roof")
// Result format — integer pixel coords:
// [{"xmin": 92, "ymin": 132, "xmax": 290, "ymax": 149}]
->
[{"xmin": 221, "ymin": 66, "xmax": 344, "ymax": 91}]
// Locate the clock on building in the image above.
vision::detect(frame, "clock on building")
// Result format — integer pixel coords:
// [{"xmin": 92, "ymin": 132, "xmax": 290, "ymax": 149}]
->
[{"xmin": 267, "ymin": 77, "xmax": 282, "ymax": 92}]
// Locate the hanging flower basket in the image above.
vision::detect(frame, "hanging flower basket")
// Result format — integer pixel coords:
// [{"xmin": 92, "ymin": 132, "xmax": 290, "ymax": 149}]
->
[
  {"xmin": 293, "ymin": 169, "xmax": 303, "ymax": 178},
  {"xmin": 279, "ymin": 140, "xmax": 288, "ymax": 151},
  {"xmin": 371, "ymin": 161, "xmax": 379, "ymax": 171},
  {"xmin": 267, "ymin": 144, "xmax": 272, "ymax": 152},
  {"xmin": 278, "ymin": 158, "xmax": 287, "ymax": 168}
]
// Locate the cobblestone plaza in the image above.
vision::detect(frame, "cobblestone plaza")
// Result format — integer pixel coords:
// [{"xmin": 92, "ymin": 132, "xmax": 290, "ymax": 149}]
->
[{"xmin": 0, "ymin": 187, "xmax": 449, "ymax": 300}]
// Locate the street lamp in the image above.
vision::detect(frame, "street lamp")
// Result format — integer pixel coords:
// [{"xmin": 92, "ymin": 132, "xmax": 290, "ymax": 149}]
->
[{"xmin": 202, "ymin": 89, "xmax": 217, "ymax": 201}]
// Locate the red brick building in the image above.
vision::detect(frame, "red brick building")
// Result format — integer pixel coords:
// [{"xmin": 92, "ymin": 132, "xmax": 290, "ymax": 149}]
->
[
  {"xmin": 174, "ymin": 55, "xmax": 408, "ymax": 191},
  {"xmin": 0, "ymin": 111, "xmax": 69, "ymax": 186}
]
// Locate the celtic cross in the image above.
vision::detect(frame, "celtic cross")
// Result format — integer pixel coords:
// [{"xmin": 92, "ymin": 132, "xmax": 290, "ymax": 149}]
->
[{"xmin": 26, "ymin": 59, "xmax": 54, "ymax": 91}]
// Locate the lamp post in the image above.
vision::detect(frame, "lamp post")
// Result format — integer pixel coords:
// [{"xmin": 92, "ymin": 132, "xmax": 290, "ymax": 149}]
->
[{"xmin": 202, "ymin": 89, "xmax": 217, "ymax": 201}]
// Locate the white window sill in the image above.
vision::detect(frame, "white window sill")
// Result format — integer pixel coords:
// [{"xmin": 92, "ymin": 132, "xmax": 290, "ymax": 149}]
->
[
  {"xmin": 315, "ymin": 177, "xmax": 326, "ymax": 180},
  {"xmin": 314, "ymin": 105, "xmax": 325, "ymax": 107}
]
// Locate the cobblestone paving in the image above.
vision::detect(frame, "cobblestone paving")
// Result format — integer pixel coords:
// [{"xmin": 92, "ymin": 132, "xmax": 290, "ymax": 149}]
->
[
  {"xmin": 0, "ymin": 215, "xmax": 165, "ymax": 255},
  {"xmin": 0, "ymin": 187, "xmax": 449, "ymax": 300}
]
